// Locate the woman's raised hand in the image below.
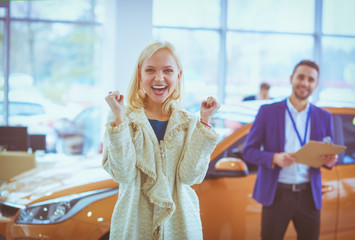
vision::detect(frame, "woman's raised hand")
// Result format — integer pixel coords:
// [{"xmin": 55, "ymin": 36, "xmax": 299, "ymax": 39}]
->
[
  {"xmin": 105, "ymin": 90, "xmax": 125, "ymax": 125},
  {"xmin": 200, "ymin": 96, "xmax": 220, "ymax": 125}
]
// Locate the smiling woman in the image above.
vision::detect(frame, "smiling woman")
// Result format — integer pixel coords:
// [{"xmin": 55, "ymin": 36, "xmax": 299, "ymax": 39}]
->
[
  {"xmin": 140, "ymin": 48, "xmax": 182, "ymax": 118},
  {"xmin": 103, "ymin": 40, "xmax": 220, "ymax": 240}
]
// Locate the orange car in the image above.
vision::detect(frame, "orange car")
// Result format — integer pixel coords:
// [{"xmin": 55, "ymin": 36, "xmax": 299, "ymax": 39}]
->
[{"xmin": 0, "ymin": 102, "xmax": 354, "ymax": 240}]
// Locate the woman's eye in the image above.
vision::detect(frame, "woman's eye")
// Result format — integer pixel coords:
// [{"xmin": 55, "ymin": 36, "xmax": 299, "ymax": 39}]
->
[
  {"xmin": 164, "ymin": 69, "xmax": 173, "ymax": 73},
  {"xmin": 145, "ymin": 68, "xmax": 154, "ymax": 73}
]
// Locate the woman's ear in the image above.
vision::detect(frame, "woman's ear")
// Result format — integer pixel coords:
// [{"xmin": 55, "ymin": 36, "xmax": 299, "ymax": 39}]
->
[{"xmin": 178, "ymin": 70, "xmax": 182, "ymax": 81}]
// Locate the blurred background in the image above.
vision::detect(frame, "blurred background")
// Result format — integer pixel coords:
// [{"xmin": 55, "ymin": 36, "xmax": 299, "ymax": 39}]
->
[{"xmin": 0, "ymin": 0, "xmax": 354, "ymax": 155}]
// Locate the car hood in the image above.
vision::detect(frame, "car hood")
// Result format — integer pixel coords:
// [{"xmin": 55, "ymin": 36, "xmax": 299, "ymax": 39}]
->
[{"xmin": 0, "ymin": 154, "xmax": 115, "ymax": 206}]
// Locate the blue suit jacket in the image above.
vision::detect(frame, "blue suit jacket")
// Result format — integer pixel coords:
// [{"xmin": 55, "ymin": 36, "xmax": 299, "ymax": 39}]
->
[{"xmin": 242, "ymin": 99, "xmax": 334, "ymax": 210}]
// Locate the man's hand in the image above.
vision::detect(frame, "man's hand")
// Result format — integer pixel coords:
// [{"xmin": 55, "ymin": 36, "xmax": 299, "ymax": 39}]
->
[
  {"xmin": 320, "ymin": 154, "xmax": 338, "ymax": 168},
  {"xmin": 273, "ymin": 152, "xmax": 296, "ymax": 168}
]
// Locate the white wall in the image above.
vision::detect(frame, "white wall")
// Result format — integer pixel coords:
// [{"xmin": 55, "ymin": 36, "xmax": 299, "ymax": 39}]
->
[{"xmin": 102, "ymin": 0, "xmax": 153, "ymax": 97}]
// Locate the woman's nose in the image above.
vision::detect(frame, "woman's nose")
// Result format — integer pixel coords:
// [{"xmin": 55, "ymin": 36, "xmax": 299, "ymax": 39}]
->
[{"xmin": 155, "ymin": 71, "xmax": 164, "ymax": 81}]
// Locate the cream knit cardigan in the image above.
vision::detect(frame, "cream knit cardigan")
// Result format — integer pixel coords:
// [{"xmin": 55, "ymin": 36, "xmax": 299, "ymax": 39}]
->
[{"xmin": 102, "ymin": 105, "xmax": 219, "ymax": 240}]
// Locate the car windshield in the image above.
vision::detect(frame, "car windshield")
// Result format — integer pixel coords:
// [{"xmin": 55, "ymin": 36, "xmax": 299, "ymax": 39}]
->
[
  {"xmin": 187, "ymin": 100, "xmax": 280, "ymax": 141},
  {"xmin": 211, "ymin": 104, "xmax": 258, "ymax": 140}
]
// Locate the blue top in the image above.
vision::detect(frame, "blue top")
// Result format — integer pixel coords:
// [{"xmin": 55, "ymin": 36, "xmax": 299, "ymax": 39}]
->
[{"xmin": 148, "ymin": 119, "xmax": 169, "ymax": 142}]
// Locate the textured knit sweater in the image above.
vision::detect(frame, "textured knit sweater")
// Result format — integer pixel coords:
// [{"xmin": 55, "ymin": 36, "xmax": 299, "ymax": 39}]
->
[{"xmin": 102, "ymin": 105, "xmax": 219, "ymax": 240}]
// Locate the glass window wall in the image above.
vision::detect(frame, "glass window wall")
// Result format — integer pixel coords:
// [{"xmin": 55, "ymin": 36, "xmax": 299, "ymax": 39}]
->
[
  {"xmin": 0, "ymin": 0, "xmax": 104, "ymax": 155},
  {"xmin": 153, "ymin": 0, "xmax": 355, "ymax": 107}
]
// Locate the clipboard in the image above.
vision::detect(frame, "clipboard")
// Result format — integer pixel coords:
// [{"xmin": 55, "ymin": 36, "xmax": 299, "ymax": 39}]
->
[{"xmin": 293, "ymin": 140, "xmax": 347, "ymax": 168}]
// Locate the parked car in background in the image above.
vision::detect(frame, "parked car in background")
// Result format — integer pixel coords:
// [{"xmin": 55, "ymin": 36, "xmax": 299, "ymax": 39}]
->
[
  {"xmin": 0, "ymin": 101, "xmax": 354, "ymax": 240},
  {"xmin": 0, "ymin": 101, "xmax": 58, "ymax": 153},
  {"xmin": 53, "ymin": 106, "xmax": 103, "ymax": 155}
]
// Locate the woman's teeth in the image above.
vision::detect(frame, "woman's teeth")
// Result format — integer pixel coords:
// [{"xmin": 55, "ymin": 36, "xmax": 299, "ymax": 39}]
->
[{"xmin": 152, "ymin": 86, "xmax": 166, "ymax": 89}]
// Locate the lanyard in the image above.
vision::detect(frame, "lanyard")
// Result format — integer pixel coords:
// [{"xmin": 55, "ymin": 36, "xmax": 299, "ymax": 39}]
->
[{"xmin": 286, "ymin": 104, "xmax": 311, "ymax": 147}]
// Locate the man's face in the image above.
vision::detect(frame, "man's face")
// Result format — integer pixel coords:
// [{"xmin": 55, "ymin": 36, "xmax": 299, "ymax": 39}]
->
[
  {"xmin": 290, "ymin": 65, "xmax": 319, "ymax": 100},
  {"xmin": 259, "ymin": 89, "xmax": 270, "ymax": 99}
]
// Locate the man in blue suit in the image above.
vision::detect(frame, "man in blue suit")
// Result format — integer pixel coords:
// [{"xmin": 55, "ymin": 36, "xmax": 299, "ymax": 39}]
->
[{"xmin": 242, "ymin": 60, "xmax": 338, "ymax": 240}]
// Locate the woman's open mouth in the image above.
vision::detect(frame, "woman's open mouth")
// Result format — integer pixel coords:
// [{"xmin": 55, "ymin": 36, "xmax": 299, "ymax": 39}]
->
[{"xmin": 152, "ymin": 85, "xmax": 167, "ymax": 95}]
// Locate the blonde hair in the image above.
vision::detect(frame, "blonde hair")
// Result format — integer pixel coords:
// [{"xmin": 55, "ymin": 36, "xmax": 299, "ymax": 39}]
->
[{"xmin": 127, "ymin": 40, "xmax": 184, "ymax": 115}]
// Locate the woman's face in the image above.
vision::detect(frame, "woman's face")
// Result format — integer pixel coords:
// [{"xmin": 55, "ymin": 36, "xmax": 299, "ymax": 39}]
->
[{"xmin": 140, "ymin": 48, "xmax": 181, "ymax": 105}]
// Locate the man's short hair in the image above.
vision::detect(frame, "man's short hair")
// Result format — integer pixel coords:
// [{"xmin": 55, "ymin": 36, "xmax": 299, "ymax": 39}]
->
[
  {"xmin": 260, "ymin": 82, "xmax": 270, "ymax": 90},
  {"xmin": 292, "ymin": 60, "xmax": 320, "ymax": 76}
]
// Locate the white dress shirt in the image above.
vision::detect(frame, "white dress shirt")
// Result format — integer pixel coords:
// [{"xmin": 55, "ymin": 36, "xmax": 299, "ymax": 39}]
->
[{"xmin": 278, "ymin": 98, "xmax": 311, "ymax": 184}]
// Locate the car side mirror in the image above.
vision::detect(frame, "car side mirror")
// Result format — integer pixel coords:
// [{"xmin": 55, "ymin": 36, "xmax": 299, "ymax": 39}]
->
[{"xmin": 214, "ymin": 157, "xmax": 249, "ymax": 177}]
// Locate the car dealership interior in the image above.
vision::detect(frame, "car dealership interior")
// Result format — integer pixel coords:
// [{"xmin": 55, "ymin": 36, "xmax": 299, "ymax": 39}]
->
[{"xmin": 0, "ymin": 0, "xmax": 354, "ymax": 239}]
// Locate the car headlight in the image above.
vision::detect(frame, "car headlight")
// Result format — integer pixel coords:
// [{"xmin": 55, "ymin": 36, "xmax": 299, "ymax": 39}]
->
[{"xmin": 16, "ymin": 187, "xmax": 117, "ymax": 224}]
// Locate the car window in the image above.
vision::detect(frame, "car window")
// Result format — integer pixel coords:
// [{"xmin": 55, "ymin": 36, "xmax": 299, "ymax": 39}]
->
[
  {"xmin": 74, "ymin": 107, "xmax": 99, "ymax": 124},
  {"xmin": 211, "ymin": 111, "xmax": 255, "ymax": 140},
  {"xmin": 205, "ymin": 128, "xmax": 259, "ymax": 179},
  {"xmin": 188, "ymin": 103, "xmax": 258, "ymax": 141},
  {"xmin": 74, "ymin": 108, "xmax": 91, "ymax": 123},
  {"xmin": 333, "ymin": 114, "xmax": 355, "ymax": 164},
  {"xmin": 211, "ymin": 117, "xmax": 247, "ymax": 140}
]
